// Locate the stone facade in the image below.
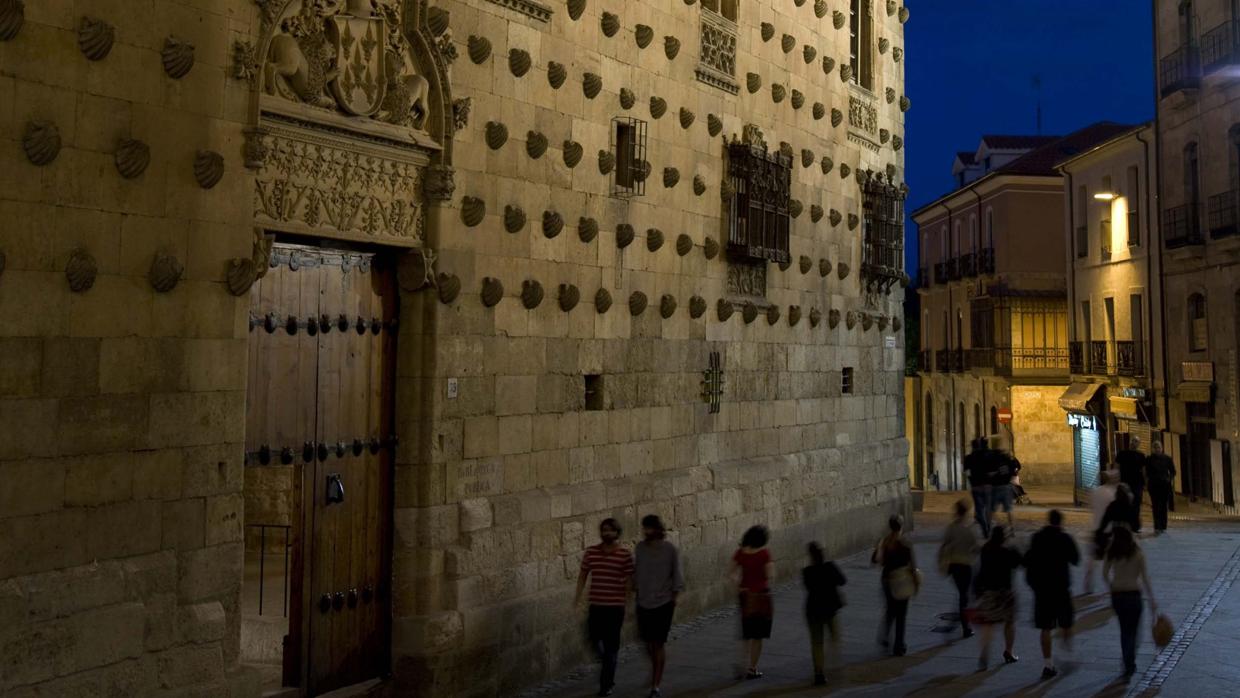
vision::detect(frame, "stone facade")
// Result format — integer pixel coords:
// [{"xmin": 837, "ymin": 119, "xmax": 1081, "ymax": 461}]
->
[{"xmin": 0, "ymin": 0, "xmax": 908, "ymax": 696}]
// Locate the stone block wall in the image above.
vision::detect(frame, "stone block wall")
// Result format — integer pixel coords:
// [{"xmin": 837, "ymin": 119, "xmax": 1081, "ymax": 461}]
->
[
  {"xmin": 0, "ymin": 1, "xmax": 260, "ymax": 695},
  {"xmin": 1011, "ymin": 385, "xmax": 1073, "ymax": 485}
]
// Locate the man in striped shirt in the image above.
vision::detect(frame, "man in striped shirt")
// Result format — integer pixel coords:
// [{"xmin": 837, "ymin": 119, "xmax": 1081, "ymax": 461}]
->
[{"xmin": 576, "ymin": 518, "xmax": 634, "ymax": 697}]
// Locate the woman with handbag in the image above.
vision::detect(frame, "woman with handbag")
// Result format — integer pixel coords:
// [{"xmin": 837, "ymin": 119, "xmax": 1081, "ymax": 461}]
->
[
  {"xmin": 973, "ymin": 525, "xmax": 1022, "ymax": 671},
  {"xmin": 1103, "ymin": 526, "xmax": 1157, "ymax": 679},
  {"xmin": 732, "ymin": 525, "xmax": 774, "ymax": 680},
  {"xmin": 872, "ymin": 514, "xmax": 918, "ymax": 656}
]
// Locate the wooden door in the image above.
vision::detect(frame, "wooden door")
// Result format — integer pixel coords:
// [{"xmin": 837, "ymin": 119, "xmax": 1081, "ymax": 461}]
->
[{"xmin": 245, "ymin": 243, "xmax": 396, "ymax": 696}]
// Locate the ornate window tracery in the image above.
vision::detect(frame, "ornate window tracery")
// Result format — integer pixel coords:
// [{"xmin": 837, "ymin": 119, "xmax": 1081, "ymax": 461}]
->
[
  {"xmin": 725, "ymin": 140, "xmax": 791, "ymax": 264},
  {"xmin": 860, "ymin": 172, "xmax": 906, "ymax": 292}
]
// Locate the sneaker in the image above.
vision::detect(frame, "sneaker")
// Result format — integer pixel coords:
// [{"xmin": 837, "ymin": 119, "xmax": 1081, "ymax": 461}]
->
[
  {"xmin": 745, "ymin": 670, "xmax": 764, "ymax": 680},
  {"xmin": 963, "ymin": 627, "xmax": 975, "ymax": 639},
  {"xmin": 1003, "ymin": 651, "xmax": 1019, "ymax": 664},
  {"xmin": 814, "ymin": 673, "xmax": 827, "ymax": 686},
  {"xmin": 1041, "ymin": 666, "xmax": 1058, "ymax": 679},
  {"xmin": 649, "ymin": 689, "xmax": 662, "ymax": 698}
]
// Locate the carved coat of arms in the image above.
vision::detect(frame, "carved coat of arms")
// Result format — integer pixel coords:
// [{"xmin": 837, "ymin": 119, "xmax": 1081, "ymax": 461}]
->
[{"xmin": 327, "ymin": 7, "xmax": 386, "ymax": 116}]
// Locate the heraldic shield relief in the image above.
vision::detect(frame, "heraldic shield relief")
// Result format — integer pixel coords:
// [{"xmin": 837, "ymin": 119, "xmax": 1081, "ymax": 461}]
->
[{"xmin": 327, "ymin": 4, "xmax": 387, "ymax": 116}]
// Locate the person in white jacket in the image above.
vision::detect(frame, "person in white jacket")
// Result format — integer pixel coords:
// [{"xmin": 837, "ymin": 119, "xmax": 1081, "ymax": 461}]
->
[{"xmin": 1084, "ymin": 469, "xmax": 1119, "ymax": 594}]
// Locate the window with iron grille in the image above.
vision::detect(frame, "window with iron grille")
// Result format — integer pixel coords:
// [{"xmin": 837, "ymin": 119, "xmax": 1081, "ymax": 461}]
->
[
  {"xmin": 860, "ymin": 174, "xmax": 906, "ymax": 293},
  {"xmin": 611, "ymin": 117, "xmax": 647, "ymax": 197},
  {"xmin": 842, "ymin": 367, "xmax": 854, "ymax": 395},
  {"xmin": 725, "ymin": 141, "xmax": 791, "ymax": 263}
]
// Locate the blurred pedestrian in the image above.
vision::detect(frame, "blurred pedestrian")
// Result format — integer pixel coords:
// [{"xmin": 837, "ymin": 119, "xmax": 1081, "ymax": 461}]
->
[
  {"xmin": 1101, "ymin": 484, "xmax": 1136, "ymax": 541},
  {"xmin": 872, "ymin": 514, "xmax": 918, "ymax": 656},
  {"xmin": 803, "ymin": 542, "xmax": 846, "ymax": 686},
  {"xmin": 989, "ymin": 436, "xmax": 1021, "ymax": 532},
  {"xmin": 1084, "ymin": 469, "xmax": 1119, "ymax": 594},
  {"xmin": 1145, "ymin": 439, "xmax": 1176, "ymax": 534},
  {"xmin": 1023, "ymin": 510, "xmax": 1080, "ymax": 679},
  {"xmin": 1116, "ymin": 437, "xmax": 1147, "ymax": 532},
  {"xmin": 1103, "ymin": 526, "xmax": 1158, "ymax": 679},
  {"xmin": 938, "ymin": 499, "xmax": 979, "ymax": 639},
  {"xmin": 974, "ymin": 526, "xmax": 1022, "ymax": 671},
  {"xmin": 732, "ymin": 525, "xmax": 774, "ymax": 680},
  {"xmin": 633, "ymin": 515, "xmax": 684, "ymax": 698},
  {"xmin": 963, "ymin": 438, "xmax": 995, "ymax": 537},
  {"xmin": 575, "ymin": 518, "xmax": 635, "ymax": 697}
]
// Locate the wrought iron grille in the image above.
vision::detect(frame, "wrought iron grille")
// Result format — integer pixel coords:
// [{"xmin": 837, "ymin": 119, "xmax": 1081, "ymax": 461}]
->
[
  {"xmin": 1160, "ymin": 44, "xmax": 1201, "ymax": 97},
  {"xmin": 1163, "ymin": 204, "xmax": 1204, "ymax": 248},
  {"xmin": 1202, "ymin": 20, "xmax": 1239, "ymax": 74},
  {"xmin": 726, "ymin": 142, "xmax": 791, "ymax": 263},
  {"xmin": 861, "ymin": 173, "xmax": 906, "ymax": 293},
  {"xmin": 611, "ymin": 116, "xmax": 647, "ymax": 197},
  {"xmin": 1208, "ymin": 190, "xmax": 1239, "ymax": 239}
]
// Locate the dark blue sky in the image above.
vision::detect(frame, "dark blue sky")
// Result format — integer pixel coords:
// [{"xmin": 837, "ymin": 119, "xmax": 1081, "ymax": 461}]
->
[{"xmin": 903, "ymin": 0, "xmax": 1154, "ymax": 271}]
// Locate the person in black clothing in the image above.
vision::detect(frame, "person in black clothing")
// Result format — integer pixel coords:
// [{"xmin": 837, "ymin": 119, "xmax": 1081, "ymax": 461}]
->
[
  {"xmin": 1023, "ymin": 510, "xmax": 1080, "ymax": 679},
  {"xmin": 872, "ymin": 515, "xmax": 917, "ymax": 656},
  {"xmin": 1145, "ymin": 439, "xmax": 1176, "ymax": 534},
  {"xmin": 963, "ymin": 438, "xmax": 995, "ymax": 537},
  {"xmin": 1115, "ymin": 438, "xmax": 1147, "ymax": 532},
  {"xmin": 1100, "ymin": 484, "xmax": 1135, "ymax": 540},
  {"xmin": 974, "ymin": 526, "xmax": 1023, "ymax": 671},
  {"xmin": 988, "ymin": 439, "xmax": 1021, "ymax": 532},
  {"xmin": 803, "ymin": 542, "xmax": 846, "ymax": 685}
]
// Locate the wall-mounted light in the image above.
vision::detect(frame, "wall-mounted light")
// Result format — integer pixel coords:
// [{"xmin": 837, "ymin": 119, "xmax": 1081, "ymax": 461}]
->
[{"xmin": 1094, "ymin": 192, "xmax": 1117, "ymax": 201}]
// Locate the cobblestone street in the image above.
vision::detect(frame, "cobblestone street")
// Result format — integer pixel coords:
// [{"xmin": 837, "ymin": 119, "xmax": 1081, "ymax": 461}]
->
[{"xmin": 527, "ymin": 499, "xmax": 1240, "ymax": 698}]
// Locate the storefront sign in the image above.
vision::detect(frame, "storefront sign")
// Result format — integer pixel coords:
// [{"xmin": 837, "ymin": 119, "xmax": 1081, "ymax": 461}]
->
[
  {"xmin": 1067, "ymin": 413, "xmax": 1097, "ymax": 430},
  {"xmin": 1121, "ymin": 387, "xmax": 1146, "ymax": 399},
  {"xmin": 1182, "ymin": 361, "xmax": 1214, "ymax": 382}
]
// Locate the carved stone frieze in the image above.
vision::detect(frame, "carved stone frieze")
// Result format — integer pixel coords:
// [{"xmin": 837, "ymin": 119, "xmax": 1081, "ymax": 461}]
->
[
  {"xmin": 423, "ymin": 164, "xmax": 455, "ymax": 201},
  {"xmin": 726, "ymin": 262, "xmax": 766, "ymax": 297},
  {"xmin": 232, "ymin": 39, "xmax": 258, "ymax": 83},
  {"xmin": 848, "ymin": 95, "xmax": 878, "ymax": 135},
  {"xmin": 481, "ymin": 0, "xmax": 553, "ymax": 23},
  {"xmin": 696, "ymin": 11, "xmax": 738, "ymax": 94}
]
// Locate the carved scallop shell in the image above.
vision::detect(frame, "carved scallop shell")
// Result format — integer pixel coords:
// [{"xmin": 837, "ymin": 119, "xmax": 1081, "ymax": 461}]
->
[
  {"xmin": 22, "ymin": 121, "xmax": 61, "ymax": 166},
  {"xmin": 803, "ymin": 45, "xmax": 817, "ymax": 64},
  {"xmin": 693, "ymin": 175, "xmax": 706, "ymax": 196},
  {"xmin": 833, "ymin": 11, "xmax": 846, "ymax": 29},
  {"xmin": 847, "ymin": 213, "xmax": 859, "ymax": 231},
  {"xmin": 468, "ymin": 35, "xmax": 491, "ymax": 64},
  {"xmin": 461, "ymin": 196, "xmax": 486, "ymax": 227},
  {"xmin": 509, "ymin": 48, "xmax": 531, "ymax": 77},
  {"xmin": 800, "ymin": 149, "xmax": 814, "ymax": 169},
  {"xmin": 893, "ymin": 135, "xmax": 904, "ymax": 151},
  {"xmin": 788, "ymin": 305, "xmax": 802, "ymax": 327},
  {"xmin": 760, "ymin": 22, "xmax": 774, "ymax": 42},
  {"xmin": 879, "ymin": 37, "xmax": 890, "ymax": 54},
  {"xmin": 521, "ymin": 279, "xmax": 544, "ymax": 309},
  {"xmin": 619, "ymin": 87, "xmax": 635, "ymax": 109},
  {"xmin": 742, "ymin": 302, "xmax": 758, "ymax": 324},
  {"xmin": 815, "ymin": 0, "xmax": 828, "ymax": 18},
  {"xmin": 676, "ymin": 233, "xmax": 693, "ymax": 256},
  {"xmin": 829, "ymin": 209, "xmax": 842, "ymax": 226},
  {"xmin": 633, "ymin": 160, "xmax": 651, "ymax": 182},
  {"xmin": 635, "ymin": 24, "xmax": 653, "ymax": 48},
  {"xmin": 788, "ymin": 199, "xmax": 803, "ymax": 219},
  {"xmin": 595, "ymin": 287, "xmax": 612, "ymax": 313},
  {"xmin": 899, "ymin": 6, "xmax": 910, "ymax": 23},
  {"xmin": 616, "ymin": 223, "xmax": 634, "ymax": 249},
  {"xmin": 831, "ymin": 109, "xmax": 843, "ymax": 127},
  {"xmin": 0, "ymin": 0, "xmax": 24, "ymax": 41},
  {"xmin": 193, "ymin": 150, "xmax": 224, "ymax": 189},
  {"xmin": 809, "ymin": 307, "xmax": 822, "ymax": 327},
  {"xmin": 526, "ymin": 131, "xmax": 547, "ymax": 159},
  {"xmin": 799, "ymin": 256, "xmax": 812, "ymax": 274},
  {"xmin": 601, "ymin": 12, "xmax": 619, "ymax": 37},
  {"xmin": 583, "ymin": 72, "xmax": 602, "ymax": 99},
  {"xmin": 78, "ymin": 16, "xmax": 114, "ymax": 61},
  {"xmin": 704, "ymin": 237, "xmax": 719, "ymax": 260},
  {"xmin": 822, "ymin": 56, "xmax": 835, "ymax": 75},
  {"xmin": 880, "ymin": 128, "xmax": 890, "ymax": 144},
  {"xmin": 839, "ymin": 163, "xmax": 851, "ymax": 179},
  {"xmin": 766, "ymin": 305, "xmax": 781, "ymax": 325},
  {"xmin": 567, "ymin": 0, "xmax": 587, "ymax": 21},
  {"xmin": 547, "ymin": 61, "xmax": 566, "ymax": 88},
  {"xmin": 437, "ymin": 273, "xmax": 461, "ymax": 304},
  {"xmin": 877, "ymin": 314, "xmax": 889, "ymax": 331},
  {"xmin": 810, "ymin": 205, "xmax": 824, "ymax": 223},
  {"xmin": 886, "ymin": 0, "xmax": 898, "ymax": 16},
  {"xmin": 707, "ymin": 113, "xmax": 723, "ymax": 137},
  {"xmin": 427, "ymin": 7, "xmax": 450, "ymax": 36},
  {"xmin": 886, "ymin": 87, "xmax": 896, "ymax": 104},
  {"xmin": 660, "ymin": 294, "xmax": 677, "ymax": 319},
  {"xmin": 770, "ymin": 84, "xmax": 786, "ymax": 104},
  {"xmin": 893, "ymin": 316, "xmax": 903, "ymax": 332},
  {"xmin": 678, "ymin": 108, "xmax": 695, "ymax": 129},
  {"xmin": 114, "ymin": 138, "xmax": 150, "ymax": 179},
  {"xmin": 481, "ymin": 277, "xmax": 504, "ymax": 307},
  {"xmin": 65, "ymin": 249, "xmax": 97, "ymax": 293},
  {"xmin": 861, "ymin": 312, "xmax": 873, "ymax": 331},
  {"xmin": 813, "ymin": 102, "xmax": 826, "ymax": 120},
  {"xmin": 791, "ymin": 90, "xmax": 804, "ymax": 109},
  {"xmin": 563, "ymin": 140, "xmax": 583, "ymax": 168},
  {"xmin": 149, "ymin": 253, "xmax": 183, "ymax": 293},
  {"xmin": 649, "ymin": 96, "xmax": 666, "ymax": 119},
  {"xmin": 664, "ymin": 35, "xmax": 680, "ymax": 60},
  {"xmin": 662, "ymin": 167, "xmax": 679, "ymax": 188},
  {"xmin": 578, "ymin": 217, "xmax": 598, "ymax": 243},
  {"xmin": 893, "ymin": 47, "xmax": 904, "ymax": 62},
  {"xmin": 646, "ymin": 228, "xmax": 664, "ymax": 252},
  {"xmin": 598, "ymin": 150, "xmax": 615, "ymax": 174},
  {"xmin": 781, "ymin": 34, "xmax": 795, "ymax": 53},
  {"xmin": 900, "ymin": 95, "xmax": 911, "ymax": 112},
  {"xmin": 717, "ymin": 298, "xmax": 734, "ymax": 321},
  {"xmin": 629, "ymin": 291, "xmax": 647, "ymax": 316},
  {"xmin": 542, "ymin": 210, "xmax": 564, "ymax": 238},
  {"xmin": 226, "ymin": 257, "xmax": 257, "ymax": 296},
  {"xmin": 821, "ymin": 156, "xmax": 834, "ymax": 174},
  {"xmin": 829, "ymin": 308, "xmax": 842, "ymax": 329},
  {"xmin": 845, "ymin": 311, "xmax": 856, "ymax": 329},
  {"xmin": 840, "ymin": 63, "xmax": 853, "ymax": 82},
  {"xmin": 162, "ymin": 36, "xmax": 195, "ymax": 79},
  {"xmin": 746, "ymin": 72, "xmax": 761, "ymax": 93},
  {"xmin": 838, "ymin": 262, "xmax": 850, "ymax": 279},
  {"xmin": 819, "ymin": 258, "xmax": 832, "ymax": 277},
  {"xmin": 485, "ymin": 121, "xmax": 508, "ymax": 150},
  {"xmin": 559, "ymin": 283, "xmax": 580, "ymax": 312},
  {"xmin": 504, "ymin": 205, "xmax": 526, "ymax": 233},
  {"xmin": 778, "ymin": 258, "xmax": 792, "ymax": 272},
  {"xmin": 689, "ymin": 295, "xmax": 706, "ymax": 319}
]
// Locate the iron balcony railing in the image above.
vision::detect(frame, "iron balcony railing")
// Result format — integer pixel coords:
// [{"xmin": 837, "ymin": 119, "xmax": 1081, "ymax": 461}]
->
[
  {"xmin": 1208, "ymin": 190, "xmax": 1239, "ymax": 240},
  {"xmin": 1090, "ymin": 340, "xmax": 1111, "ymax": 375},
  {"xmin": 968, "ymin": 347, "xmax": 1068, "ymax": 374},
  {"xmin": 1116, "ymin": 340, "xmax": 1145, "ymax": 377},
  {"xmin": 918, "ymin": 266, "xmax": 930, "ymax": 288},
  {"xmin": 1164, "ymin": 204, "xmax": 1205, "ymax": 248},
  {"xmin": 958, "ymin": 252, "xmax": 977, "ymax": 277},
  {"xmin": 1160, "ymin": 44, "xmax": 1202, "ymax": 97},
  {"xmin": 1202, "ymin": 20, "xmax": 1240, "ymax": 74},
  {"xmin": 946, "ymin": 257, "xmax": 961, "ymax": 281},
  {"xmin": 966, "ymin": 347, "xmax": 994, "ymax": 369},
  {"xmin": 919, "ymin": 349, "xmax": 933, "ymax": 372},
  {"xmin": 950, "ymin": 348, "xmax": 964, "ymax": 373},
  {"xmin": 978, "ymin": 247, "xmax": 995, "ymax": 274},
  {"xmin": 935, "ymin": 349, "xmax": 950, "ymax": 372},
  {"xmin": 1069, "ymin": 341, "xmax": 1086, "ymax": 374},
  {"xmin": 934, "ymin": 261, "xmax": 949, "ymax": 284}
]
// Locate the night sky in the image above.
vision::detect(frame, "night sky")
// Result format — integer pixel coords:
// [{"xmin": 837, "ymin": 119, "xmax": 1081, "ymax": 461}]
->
[{"xmin": 902, "ymin": 0, "xmax": 1155, "ymax": 272}]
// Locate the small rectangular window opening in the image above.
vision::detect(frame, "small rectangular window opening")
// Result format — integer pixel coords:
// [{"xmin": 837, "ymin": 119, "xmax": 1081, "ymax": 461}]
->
[
  {"xmin": 842, "ymin": 367, "xmax": 854, "ymax": 395},
  {"xmin": 585, "ymin": 374, "xmax": 605, "ymax": 410}
]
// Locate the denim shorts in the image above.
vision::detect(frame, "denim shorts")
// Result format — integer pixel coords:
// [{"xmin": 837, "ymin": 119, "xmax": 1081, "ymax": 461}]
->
[{"xmin": 991, "ymin": 484, "xmax": 1014, "ymax": 512}]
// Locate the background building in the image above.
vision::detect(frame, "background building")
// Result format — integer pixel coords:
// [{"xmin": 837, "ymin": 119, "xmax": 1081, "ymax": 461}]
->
[
  {"xmin": 0, "ymin": 1, "xmax": 910, "ymax": 696},
  {"xmin": 911, "ymin": 125, "xmax": 1130, "ymax": 490},
  {"xmin": 1057, "ymin": 123, "xmax": 1164, "ymax": 503},
  {"xmin": 1154, "ymin": 0, "xmax": 1240, "ymax": 509}
]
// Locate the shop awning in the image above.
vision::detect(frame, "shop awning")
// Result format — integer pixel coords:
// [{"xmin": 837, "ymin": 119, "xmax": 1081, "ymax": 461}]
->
[
  {"xmin": 1109, "ymin": 396, "xmax": 1139, "ymax": 420},
  {"xmin": 1059, "ymin": 381, "xmax": 1105, "ymax": 413},
  {"xmin": 1176, "ymin": 381, "xmax": 1213, "ymax": 403}
]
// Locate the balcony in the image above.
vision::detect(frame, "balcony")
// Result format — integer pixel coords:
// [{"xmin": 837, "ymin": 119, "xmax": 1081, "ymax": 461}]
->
[
  {"xmin": 919, "ymin": 349, "xmax": 933, "ymax": 372},
  {"xmin": 1090, "ymin": 340, "xmax": 1110, "ymax": 375},
  {"xmin": 934, "ymin": 261, "xmax": 949, "ymax": 284},
  {"xmin": 1208, "ymin": 190, "xmax": 1239, "ymax": 240},
  {"xmin": 935, "ymin": 349, "xmax": 950, "ymax": 373},
  {"xmin": 1160, "ymin": 44, "xmax": 1201, "ymax": 98},
  {"xmin": 950, "ymin": 348, "xmax": 964, "ymax": 373},
  {"xmin": 977, "ymin": 247, "xmax": 995, "ymax": 274},
  {"xmin": 969, "ymin": 347, "xmax": 1069, "ymax": 375},
  {"xmin": 946, "ymin": 257, "xmax": 961, "ymax": 281},
  {"xmin": 1116, "ymin": 340, "xmax": 1145, "ymax": 377},
  {"xmin": 966, "ymin": 347, "xmax": 994, "ymax": 370},
  {"xmin": 1163, "ymin": 204, "xmax": 1204, "ymax": 248},
  {"xmin": 958, "ymin": 252, "xmax": 977, "ymax": 278},
  {"xmin": 1202, "ymin": 20, "xmax": 1239, "ymax": 74},
  {"xmin": 1069, "ymin": 341, "xmax": 1086, "ymax": 374},
  {"xmin": 917, "ymin": 266, "xmax": 931, "ymax": 288}
]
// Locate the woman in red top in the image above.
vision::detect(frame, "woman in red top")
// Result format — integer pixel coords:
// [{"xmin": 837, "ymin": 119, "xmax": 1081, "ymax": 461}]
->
[{"xmin": 732, "ymin": 525, "xmax": 774, "ymax": 679}]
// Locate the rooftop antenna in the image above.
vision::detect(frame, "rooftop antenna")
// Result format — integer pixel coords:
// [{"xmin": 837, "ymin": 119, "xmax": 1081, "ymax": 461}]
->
[{"xmin": 1032, "ymin": 74, "xmax": 1043, "ymax": 135}]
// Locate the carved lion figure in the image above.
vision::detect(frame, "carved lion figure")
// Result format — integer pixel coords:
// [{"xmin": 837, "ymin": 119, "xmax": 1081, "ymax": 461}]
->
[
  {"xmin": 379, "ymin": 55, "xmax": 428, "ymax": 128},
  {"xmin": 264, "ymin": 12, "xmax": 336, "ymax": 107}
]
